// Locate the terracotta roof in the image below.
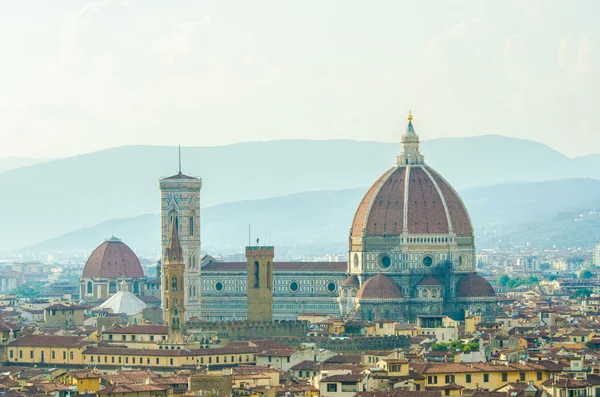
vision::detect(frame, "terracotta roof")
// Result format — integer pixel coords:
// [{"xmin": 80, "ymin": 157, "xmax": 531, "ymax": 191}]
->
[
  {"xmin": 99, "ymin": 384, "xmax": 172, "ymax": 394},
  {"xmin": 341, "ymin": 275, "xmax": 360, "ymax": 287},
  {"xmin": 351, "ymin": 165, "xmax": 472, "ymax": 237},
  {"xmin": 202, "ymin": 261, "xmax": 346, "ymax": 272},
  {"xmin": 417, "ymin": 275, "xmax": 443, "ymax": 287},
  {"xmin": 82, "ymin": 237, "xmax": 143, "ymax": 279},
  {"xmin": 104, "ymin": 324, "xmax": 168, "ymax": 335},
  {"xmin": 8, "ymin": 335, "xmax": 90, "ymax": 348},
  {"xmin": 45, "ymin": 303, "xmax": 86, "ymax": 311},
  {"xmin": 456, "ymin": 273, "xmax": 496, "ymax": 298},
  {"xmin": 357, "ymin": 274, "xmax": 402, "ymax": 300}
]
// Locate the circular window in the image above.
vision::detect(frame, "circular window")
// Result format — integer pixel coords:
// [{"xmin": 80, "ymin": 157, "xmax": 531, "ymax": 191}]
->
[
  {"xmin": 214, "ymin": 282, "xmax": 224, "ymax": 292},
  {"xmin": 289, "ymin": 281, "xmax": 299, "ymax": 293},
  {"xmin": 422, "ymin": 255, "xmax": 434, "ymax": 267},
  {"xmin": 326, "ymin": 282, "xmax": 337, "ymax": 293},
  {"xmin": 379, "ymin": 254, "xmax": 392, "ymax": 269}
]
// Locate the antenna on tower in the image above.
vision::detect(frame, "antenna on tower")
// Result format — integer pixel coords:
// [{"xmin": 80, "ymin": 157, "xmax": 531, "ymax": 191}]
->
[
  {"xmin": 248, "ymin": 224, "xmax": 251, "ymax": 246},
  {"xmin": 178, "ymin": 145, "xmax": 182, "ymax": 174}
]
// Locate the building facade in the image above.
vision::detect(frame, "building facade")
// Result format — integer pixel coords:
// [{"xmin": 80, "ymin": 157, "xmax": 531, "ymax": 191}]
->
[
  {"xmin": 246, "ymin": 245, "xmax": 274, "ymax": 322},
  {"xmin": 159, "ymin": 168, "xmax": 202, "ymax": 320},
  {"xmin": 162, "ymin": 223, "xmax": 186, "ymax": 344}
]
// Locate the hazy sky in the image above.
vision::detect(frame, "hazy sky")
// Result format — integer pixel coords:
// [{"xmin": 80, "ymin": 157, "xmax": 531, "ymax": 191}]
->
[{"xmin": 0, "ymin": 0, "xmax": 598, "ymax": 158}]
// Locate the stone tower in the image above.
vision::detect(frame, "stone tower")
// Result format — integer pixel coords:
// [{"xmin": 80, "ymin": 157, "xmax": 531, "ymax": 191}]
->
[
  {"xmin": 163, "ymin": 222, "xmax": 185, "ymax": 344},
  {"xmin": 159, "ymin": 154, "xmax": 202, "ymax": 320},
  {"xmin": 246, "ymin": 245, "xmax": 274, "ymax": 322}
]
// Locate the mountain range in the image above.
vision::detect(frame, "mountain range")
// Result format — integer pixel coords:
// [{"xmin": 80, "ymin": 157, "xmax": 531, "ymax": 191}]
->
[
  {"xmin": 3, "ymin": 135, "xmax": 600, "ymax": 254},
  {"xmin": 22, "ymin": 178, "xmax": 600, "ymax": 258}
]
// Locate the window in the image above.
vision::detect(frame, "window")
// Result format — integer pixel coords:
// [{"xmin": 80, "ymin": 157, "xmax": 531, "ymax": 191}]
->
[
  {"xmin": 327, "ymin": 384, "xmax": 338, "ymax": 392},
  {"xmin": 70, "ymin": 351, "xmax": 74, "ymax": 360},
  {"xmin": 268, "ymin": 356, "xmax": 272, "ymax": 362},
  {"xmin": 109, "ymin": 335, "xmax": 113, "ymax": 340},
  {"xmin": 483, "ymin": 374, "xmax": 489, "ymax": 383},
  {"xmin": 445, "ymin": 375, "xmax": 455, "ymax": 383},
  {"xmin": 147, "ymin": 358, "xmax": 150, "ymax": 364},
  {"xmin": 502, "ymin": 373, "xmax": 508, "ymax": 382},
  {"xmin": 87, "ymin": 281, "xmax": 93, "ymax": 294},
  {"xmin": 520, "ymin": 372, "xmax": 526, "ymax": 381},
  {"xmin": 224, "ymin": 356, "xmax": 227, "ymax": 363},
  {"xmin": 52, "ymin": 351, "xmax": 55, "ymax": 360},
  {"xmin": 189, "ymin": 216, "xmax": 194, "ymax": 236},
  {"xmin": 133, "ymin": 281, "xmax": 139, "ymax": 294},
  {"xmin": 19, "ymin": 350, "xmax": 22, "ymax": 359},
  {"xmin": 428, "ymin": 376, "xmax": 438, "ymax": 384},
  {"xmin": 30, "ymin": 351, "xmax": 33, "ymax": 359},
  {"xmin": 118, "ymin": 357, "xmax": 122, "ymax": 364},
  {"xmin": 445, "ymin": 391, "xmax": 450, "ymax": 396},
  {"xmin": 287, "ymin": 357, "xmax": 290, "ymax": 363},
  {"xmin": 9, "ymin": 350, "xmax": 13, "ymax": 358},
  {"xmin": 172, "ymin": 277, "xmax": 178, "ymax": 291},
  {"xmin": 132, "ymin": 335, "xmax": 136, "ymax": 341},
  {"xmin": 122, "ymin": 335, "xmax": 126, "ymax": 341},
  {"xmin": 91, "ymin": 356, "xmax": 94, "ymax": 363},
  {"xmin": 112, "ymin": 357, "xmax": 115, "ymax": 363},
  {"xmin": 466, "ymin": 374, "xmax": 471, "ymax": 383},
  {"xmin": 216, "ymin": 357, "xmax": 219, "ymax": 363},
  {"xmin": 63, "ymin": 351, "xmax": 66, "ymax": 360},
  {"xmin": 170, "ymin": 358, "xmax": 174, "ymax": 365},
  {"xmin": 109, "ymin": 281, "xmax": 117, "ymax": 294},
  {"xmin": 150, "ymin": 336, "xmax": 154, "ymax": 341},
  {"xmin": 537, "ymin": 372, "xmax": 543, "ymax": 381},
  {"xmin": 156, "ymin": 358, "xmax": 160, "ymax": 364},
  {"xmin": 125, "ymin": 357, "xmax": 128, "ymax": 364},
  {"xmin": 254, "ymin": 262, "xmax": 260, "ymax": 288}
]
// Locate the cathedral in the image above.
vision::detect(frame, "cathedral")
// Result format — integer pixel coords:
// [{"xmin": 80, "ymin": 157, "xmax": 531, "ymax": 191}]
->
[{"xmin": 157, "ymin": 113, "xmax": 498, "ymax": 323}]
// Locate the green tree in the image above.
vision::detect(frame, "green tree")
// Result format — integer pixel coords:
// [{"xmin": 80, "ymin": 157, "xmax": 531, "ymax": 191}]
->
[
  {"xmin": 11, "ymin": 284, "xmax": 42, "ymax": 298},
  {"xmin": 580, "ymin": 270, "xmax": 593, "ymax": 279},
  {"xmin": 571, "ymin": 288, "xmax": 593, "ymax": 299},
  {"xmin": 498, "ymin": 275, "xmax": 510, "ymax": 287}
]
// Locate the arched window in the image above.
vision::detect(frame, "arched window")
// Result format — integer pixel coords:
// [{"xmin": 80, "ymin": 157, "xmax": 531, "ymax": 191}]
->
[
  {"xmin": 109, "ymin": 281, "xmax": 117, "ymax": 294},
  {"xmin": 431, "ymin": 289, "xmax": 437, "ymax": 298},
  {"xmin": 189, "ymin": 216, "xmax": 194, "ymax": 237},
  {"xmin": 422, "ymin": 289, "xmax": 428, "ymax": 298},
  {"xmin": 171, "ymin": 277, "xmax": 178, "ymax": 291},
  {"xmin": 86, "ymin": 281, "xmax": 93, "ymax": 294},
  {"xmin": 133, "ymin": 281, "xmax": 139, "ymax": 294}
]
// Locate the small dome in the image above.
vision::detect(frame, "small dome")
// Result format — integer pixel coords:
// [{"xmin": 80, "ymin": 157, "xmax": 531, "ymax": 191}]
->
[
  {"xmin": 341, "ymin": 275, "xmax": 360, "ymax": 288},
  {"xmin": 456, "ymin": 273, "xmax": 495, "ymax": 298},
  {"xmin": 82, "ymin": 237, "xmax": 143, "ymax": 279},
  {"xmin": 356, "ymin": 274, "xmax": 402, "ymax": 300},
  {"xmin": 417, "ymin": 275, "xmax": 443, "ymax": 286}
]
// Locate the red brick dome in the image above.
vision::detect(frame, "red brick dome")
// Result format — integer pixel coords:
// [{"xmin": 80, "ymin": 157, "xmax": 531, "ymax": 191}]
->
[
  {"xmin": 356, "ymin": 274, "xmax": 403, "ymax": 300},
  {"xmin": 351, "ymin": 165, "xmax": 472, "ymax": 238},
  {"xmin": 82, "ymin": 237, "xmax": 143, "ymax": 279},
  {"xmin": 456, "ymin": 273, "xmax": 495, "ymax": 298}
]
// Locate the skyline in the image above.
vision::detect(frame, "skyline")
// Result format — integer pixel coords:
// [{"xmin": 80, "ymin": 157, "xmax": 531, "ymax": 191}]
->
[{"xmin": 1, "ymin": 0, "xmax": 599, "ymax": 158}]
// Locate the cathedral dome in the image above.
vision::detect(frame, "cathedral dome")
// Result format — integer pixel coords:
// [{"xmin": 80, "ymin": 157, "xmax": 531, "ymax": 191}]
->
[
  {"xmin": 82, "ymin": 237, "xmax": 143, "ymax": 279},
  {"xmin": 455, "ymin": 273, "xmax": 495, "ymax": 298},
  {"xmin": 350, "ymin": 113, "xmax": 472, "ymax": 239},
  {"xmin": 356, "ymin": 274, "xmax": 403, "ymax": 300}
]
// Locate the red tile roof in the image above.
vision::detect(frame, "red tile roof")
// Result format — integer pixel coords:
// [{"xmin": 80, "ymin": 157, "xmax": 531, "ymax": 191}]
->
[
  {"xmin": 8, "ymin": 335, "xmax": 90, "ymax": 348},
  {"xmin": 356, "ymin": 273, "xmax": 402, "ymax": 300},
  {"xmin": 456, "ymin": 273, "xmax": 496, "ymax": 298},
  {"xmin": 351, "ymin": 165, "xmax": 472, "ymax": 238},
  {"xmin": 82, "ymin": 237, "xmax": 143, "ymax": 279}
]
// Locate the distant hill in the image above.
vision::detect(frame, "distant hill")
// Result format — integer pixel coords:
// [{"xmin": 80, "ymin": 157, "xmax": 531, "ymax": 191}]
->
[
  {"xmin": 0, "ymin": 157, "xmax": 47, "ymax": 174},
  {"xmin": 22, "ymin": 178, "xmax": 600, "ymax": 257},
  {"xmin": 2, "ymin": 136, "xmax": 600, "ymax": 250}
]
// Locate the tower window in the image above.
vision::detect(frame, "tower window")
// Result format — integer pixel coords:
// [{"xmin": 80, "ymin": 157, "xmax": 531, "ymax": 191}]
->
[
  {"xmin": 254, "ymin": 262, "xmax": 260, "ymax": 288},
  {"xmin": 86, "ymin": 281, "xmax": 92, "ymax": 294},
  {"xmin": 189, "ymin": 216, "xmax": 194, "ymax": 236},
  {"xmin": 171, "ymin": 277, "xmax": 178, "ymax": 291}
]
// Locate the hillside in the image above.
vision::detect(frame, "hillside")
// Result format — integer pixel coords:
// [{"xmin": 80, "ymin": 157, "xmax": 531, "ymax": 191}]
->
[
  {"xmin": 22, "ymin": 179, "xmax": 600, "ymax": 257},
  {"xmin": 2, "ymin": 136, "xmax": 599, "ymax": 251},
  {"xmin": 0, "ymin": 157, "xmax": 47, "ymax": 174}
]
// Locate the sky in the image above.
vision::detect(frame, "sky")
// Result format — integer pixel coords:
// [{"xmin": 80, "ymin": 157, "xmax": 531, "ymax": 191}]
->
[{"xmin": 0, "ymin": 0, "xmax": 598, "ymax": 159}]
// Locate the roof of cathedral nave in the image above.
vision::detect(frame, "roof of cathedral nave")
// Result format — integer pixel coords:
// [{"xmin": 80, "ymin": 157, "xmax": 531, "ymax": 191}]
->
[
  {"xmin": 201, "ymin": 261, "xmax": 347, "ymax": 272},
  {"xmin": 351, "ymin": 112, "xmax": 472, "ymax": 238},
  {"xmin": 82, "ymin": 236, "xmax": 143, "ymax": 279},
  {"xmin": 356, "ymin": 273, "xmax": 403, "ymax": 300}
]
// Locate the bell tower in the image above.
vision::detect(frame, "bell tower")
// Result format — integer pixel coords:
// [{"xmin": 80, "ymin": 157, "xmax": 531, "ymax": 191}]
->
[
  {"xmin": 246, "ymin": 243, "xmax": 274, "ymax": 322},
  {"xmin": 163, "ymin": 221, "xmax": 185, "ymax": 344}
]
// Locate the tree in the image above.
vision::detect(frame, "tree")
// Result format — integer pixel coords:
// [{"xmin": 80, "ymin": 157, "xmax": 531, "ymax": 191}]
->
[
  {"xmin": 571, "ymin": 288, "xmax": 593, "ymax": 299},
  {"xmin": 498, "ymin": 275, "xmax": 510, "ymax": 287},
  {"xmin": 580, "ymin": 270, "xmax": 593, "ymax": 279}
]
